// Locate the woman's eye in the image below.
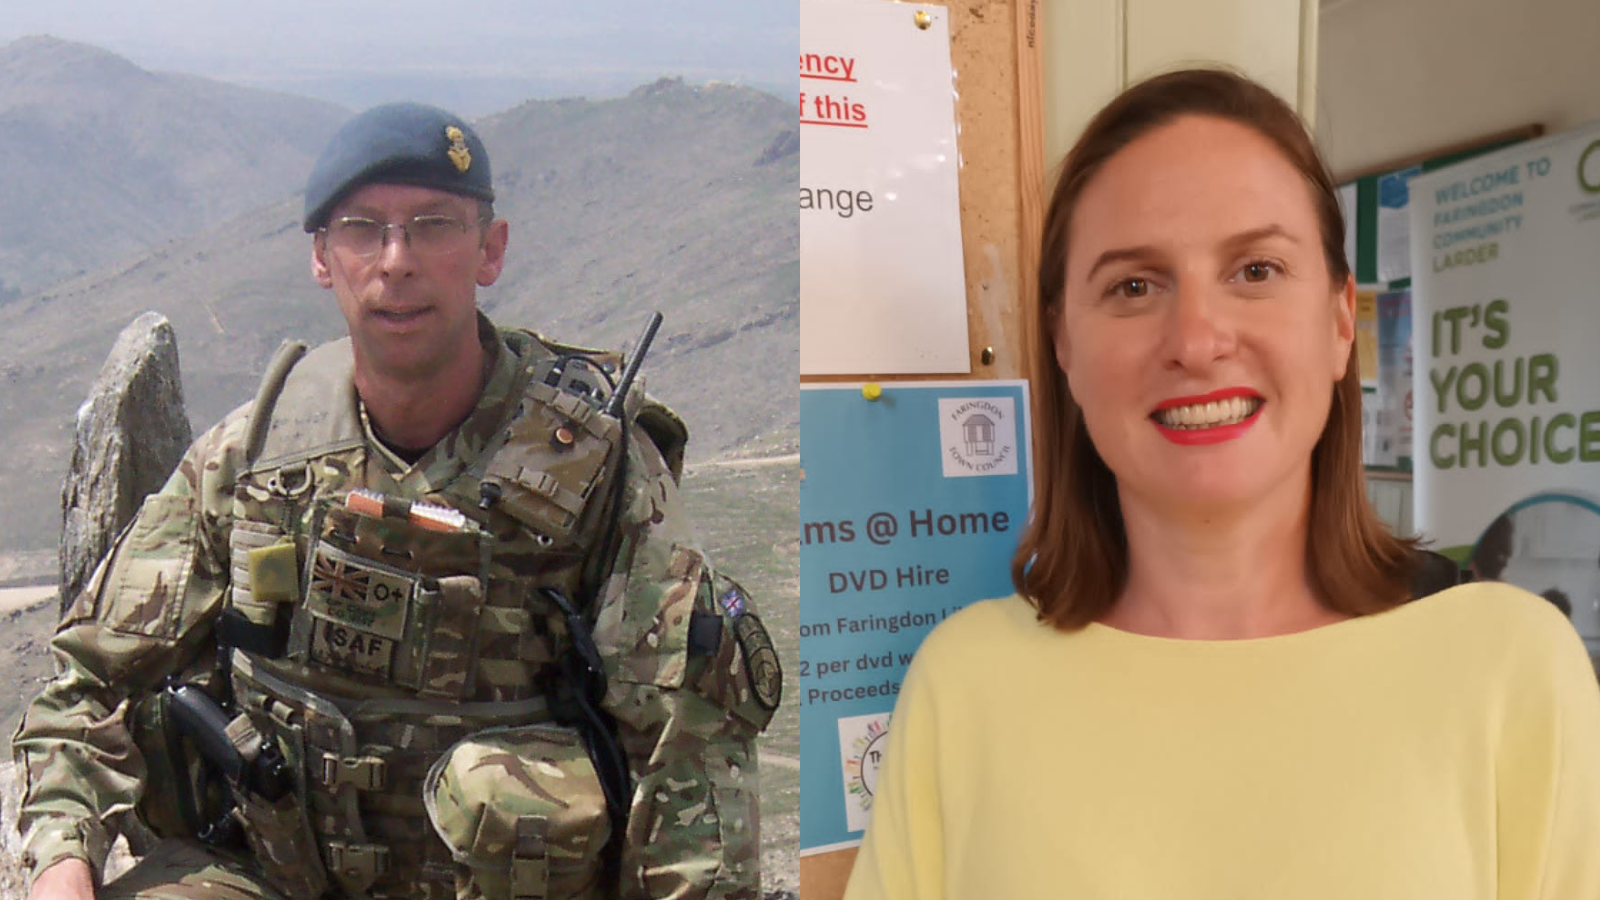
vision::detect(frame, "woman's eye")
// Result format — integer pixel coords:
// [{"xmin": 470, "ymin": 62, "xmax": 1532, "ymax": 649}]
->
[
  {"xmin": 1114, "ymin": 278, "xmax": 1149, "ymax": 298},
  {"xmin": 1239, "ymin": 261, "xmax": 1277, "ymax": 283}
]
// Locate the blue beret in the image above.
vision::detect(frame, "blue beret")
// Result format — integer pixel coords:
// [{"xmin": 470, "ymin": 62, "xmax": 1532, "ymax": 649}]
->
[{"xmin": 302, "ymin": 102, "xmax": 494, "ymax": 232}]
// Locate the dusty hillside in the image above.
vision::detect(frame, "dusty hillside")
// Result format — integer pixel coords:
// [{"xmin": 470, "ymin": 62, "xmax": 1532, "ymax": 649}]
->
[{"xmin": 0, "ymin": 36, "xmax": 348, "ymax": 300}]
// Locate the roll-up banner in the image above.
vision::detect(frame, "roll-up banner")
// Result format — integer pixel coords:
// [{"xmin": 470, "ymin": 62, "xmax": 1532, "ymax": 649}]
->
[{"xmin": 1409, "ymin": 121, "xmax": 1600, "ymax": 664}]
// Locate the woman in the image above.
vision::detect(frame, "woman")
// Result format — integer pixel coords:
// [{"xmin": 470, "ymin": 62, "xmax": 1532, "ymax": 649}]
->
[{"xmin": 843, "ymin": 69, "xmax": 1600, "ymax": 899}]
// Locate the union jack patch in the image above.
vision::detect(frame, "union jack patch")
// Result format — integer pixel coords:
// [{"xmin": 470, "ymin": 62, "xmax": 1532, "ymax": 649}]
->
[
  {"xmin": 719, "ymin": 586, "xmax": 747, "ymax": 618},
  {"xmin": 305, "ymin": 542, "xmax": 414, "ymax": 641},
  {"xmin": 312, "ymin": 554, "xmax": 372, "ymax": 605}
]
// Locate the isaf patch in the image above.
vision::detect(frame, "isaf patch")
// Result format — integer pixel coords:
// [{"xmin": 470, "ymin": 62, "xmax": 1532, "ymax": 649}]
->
[{"xmin": 311, "ymin": 619, "xmax": 396, "ymax": 676}]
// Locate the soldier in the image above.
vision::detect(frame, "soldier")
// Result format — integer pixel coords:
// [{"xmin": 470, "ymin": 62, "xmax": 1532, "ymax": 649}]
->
[{"xmin": 15, "ymin": 103, "xmax": 780, "ymax": 900}]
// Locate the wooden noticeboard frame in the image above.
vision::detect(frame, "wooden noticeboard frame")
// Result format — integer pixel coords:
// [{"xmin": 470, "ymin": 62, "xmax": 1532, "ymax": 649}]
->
[{"xmin": 799, "ymin": 1, "xmax": 1045, "ymax": 895}]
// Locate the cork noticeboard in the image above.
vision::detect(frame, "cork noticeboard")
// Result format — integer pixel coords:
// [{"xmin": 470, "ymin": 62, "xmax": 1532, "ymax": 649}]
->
[
  {"xmin": 799, "ymin": 1, "xmax": 1044, "ymax": 894},
  {"xmin": 801, "ymin": 0, "xmax": 1044, "ymax": 386}
]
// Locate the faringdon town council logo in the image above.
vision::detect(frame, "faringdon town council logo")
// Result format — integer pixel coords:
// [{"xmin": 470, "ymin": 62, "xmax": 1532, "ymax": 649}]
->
[{"xmin": 938, "ymin": 396, "xmax": 1019, "ymax": 478}]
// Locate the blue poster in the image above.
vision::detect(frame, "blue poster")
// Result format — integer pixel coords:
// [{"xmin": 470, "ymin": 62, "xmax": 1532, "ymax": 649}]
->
[{"xmin": 799, "ymin": 381, "xmax": 1032, "ymax": 853}]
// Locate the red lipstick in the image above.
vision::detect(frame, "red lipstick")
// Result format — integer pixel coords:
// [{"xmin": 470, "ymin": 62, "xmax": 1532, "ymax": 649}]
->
[
  {"xmin": 1151, "ymin": 387, "xmax": 1264, "ymax": 446},
  {"xmin": 1152, "ymin": 387, "xmax": 1262, "ymax": 411}
]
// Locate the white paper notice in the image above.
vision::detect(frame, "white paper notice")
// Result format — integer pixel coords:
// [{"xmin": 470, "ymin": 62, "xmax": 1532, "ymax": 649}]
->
[
  {"xmin": 800, "ymin": 1, "xmax": 970, "ymax": 374},
  {"xmin": 1376, "ymin": 166, "xmax": 1420, "ymax": 284}
]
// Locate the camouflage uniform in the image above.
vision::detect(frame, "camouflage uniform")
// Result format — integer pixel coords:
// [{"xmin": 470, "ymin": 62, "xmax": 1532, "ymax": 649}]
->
[{"xmin": 13, "ymin": 315, "xmax": 779, "ymax": 899}]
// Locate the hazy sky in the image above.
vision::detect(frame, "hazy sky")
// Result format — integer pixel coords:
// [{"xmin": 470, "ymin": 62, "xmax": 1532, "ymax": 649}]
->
[{"xmin": 0, "ymin": 0, "xmax": 796, "ymax": 114}]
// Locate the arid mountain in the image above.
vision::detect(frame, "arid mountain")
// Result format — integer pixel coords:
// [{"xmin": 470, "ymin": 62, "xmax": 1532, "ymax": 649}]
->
[
  {"xmin": 0, "ymin": 55, "xmax": 798, "ymax": 553},
  {"xmin": 0, "ymin": 35, "xmax": 348, "ymax": 300}
]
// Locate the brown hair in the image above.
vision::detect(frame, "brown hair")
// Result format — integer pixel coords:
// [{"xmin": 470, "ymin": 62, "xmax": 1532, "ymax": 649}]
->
[{"xmin": 1011, "ymin": 67, "xmax": 1417, "ymax": 629}]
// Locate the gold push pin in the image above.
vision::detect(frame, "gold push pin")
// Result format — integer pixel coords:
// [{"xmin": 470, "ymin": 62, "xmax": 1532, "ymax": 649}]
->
[
  {"xmin": 862, "ymin": 383, "xmax": 883, "ymax": 401},
  {"xmin": 914, "ymin": 10, "xmax": 932, "ymax": 29}
]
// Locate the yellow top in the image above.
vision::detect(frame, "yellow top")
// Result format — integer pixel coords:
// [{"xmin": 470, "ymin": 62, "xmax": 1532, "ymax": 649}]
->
[{"xmin": 843, "ymin": 583, "xmax": 1600, "ymax": 900}]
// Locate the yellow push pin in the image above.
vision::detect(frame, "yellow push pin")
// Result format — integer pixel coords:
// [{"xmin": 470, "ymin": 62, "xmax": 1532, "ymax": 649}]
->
[{"xmin": 862, "ymin": 382, "xmax": 883, "ymax": 401}]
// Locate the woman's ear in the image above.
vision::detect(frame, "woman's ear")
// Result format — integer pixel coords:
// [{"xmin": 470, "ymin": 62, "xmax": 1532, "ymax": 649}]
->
[{"xmin": 1330, "ymin": 274, "xmax": 1356, "ymax": 379}]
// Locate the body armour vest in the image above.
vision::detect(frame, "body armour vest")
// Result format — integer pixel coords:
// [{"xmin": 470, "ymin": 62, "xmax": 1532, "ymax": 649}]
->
[{"xmin": 200, "ymin": 328, "xmax": 690, "ymax": 900}]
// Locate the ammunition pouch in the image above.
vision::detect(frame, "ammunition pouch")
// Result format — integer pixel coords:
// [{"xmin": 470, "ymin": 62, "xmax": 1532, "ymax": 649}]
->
[{"xmin": 423, "ymin": 724, "xmax": 610, "ymax": 900}]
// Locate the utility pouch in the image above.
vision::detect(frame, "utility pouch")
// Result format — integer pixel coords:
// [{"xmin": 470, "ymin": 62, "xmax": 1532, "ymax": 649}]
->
[
  {"xmin": 423, "ymin": 724, "xmax": 610, "ymax": 900},
  {"xmin": 234, "ymin": 779, "xmax": 333, "ymax": 899},
  {"xmin": 479, "ymin": 383, "xmax": 621, "ymax": 546}
]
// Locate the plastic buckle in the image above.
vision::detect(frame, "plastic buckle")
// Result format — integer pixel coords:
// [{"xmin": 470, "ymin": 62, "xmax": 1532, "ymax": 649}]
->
[
  {"xmin": 511, "ymin": 815, "xmax": 550, "ymax": 900},
  {"xmin": 319, "ymin": 752, "xmax": 387, "ymax": 791},
  {"xmin": 327, "ymin": 840, "xmax": 389, "ymax": 882}
]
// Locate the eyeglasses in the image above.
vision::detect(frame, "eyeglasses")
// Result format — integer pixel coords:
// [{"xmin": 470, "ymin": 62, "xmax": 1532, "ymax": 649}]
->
[{"xmin": 319, "ymin": 214, "xmax": 485, "ymax": 260}]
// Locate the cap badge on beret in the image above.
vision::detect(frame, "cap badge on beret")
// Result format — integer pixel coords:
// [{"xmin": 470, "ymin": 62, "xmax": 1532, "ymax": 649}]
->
[
  {"xmin": 302, "ymin": 103, "xmax": 494, "ymax": 231},
  {"xmin": 445, "ymin": 126, "xmax": 472, "ymax": 173}
]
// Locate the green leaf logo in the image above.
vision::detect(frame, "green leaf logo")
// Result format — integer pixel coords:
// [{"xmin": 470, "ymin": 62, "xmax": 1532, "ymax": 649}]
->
[{"xmin": 1579, "ymin": 140, "xmax": 1600, "ymax": 194}]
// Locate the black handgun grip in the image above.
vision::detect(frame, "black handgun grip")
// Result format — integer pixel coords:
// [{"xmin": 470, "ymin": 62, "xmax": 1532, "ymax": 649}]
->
[{"xmin": 166, "ymin": 684, "xmax": 246, "ymax": 784}]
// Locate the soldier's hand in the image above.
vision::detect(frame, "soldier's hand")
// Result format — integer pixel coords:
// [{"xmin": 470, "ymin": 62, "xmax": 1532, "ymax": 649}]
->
[{"xmin": 29, "ymin": 857, "xmax": 95, "ymax": 900}]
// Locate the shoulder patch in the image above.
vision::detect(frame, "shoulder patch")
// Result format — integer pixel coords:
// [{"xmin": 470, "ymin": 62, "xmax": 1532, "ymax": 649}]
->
[
  {"xmin": 733, "ymin": 614, "xmax": 782, "ymax": 712},
  {"xmin": 717, "ymin": 580, "xmax": 781, "ymax": 712}
]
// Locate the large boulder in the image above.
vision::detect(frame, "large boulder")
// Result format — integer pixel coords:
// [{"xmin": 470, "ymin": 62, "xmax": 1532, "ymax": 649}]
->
[{"xmin": 58, "ymin": 313, "xmax": 191, "ymax": 616}]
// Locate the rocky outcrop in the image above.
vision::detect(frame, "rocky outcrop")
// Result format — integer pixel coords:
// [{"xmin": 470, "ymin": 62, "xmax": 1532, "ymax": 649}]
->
[
  {"xmin": 755, "ymin": 129, "xmax": 798, "ymax": 166},
  {"xmin": 58, "ymin": 313, "xmax": 191, "ymax": 616}
]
